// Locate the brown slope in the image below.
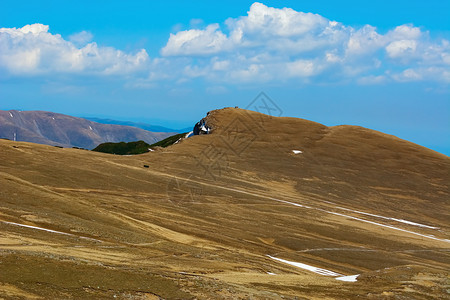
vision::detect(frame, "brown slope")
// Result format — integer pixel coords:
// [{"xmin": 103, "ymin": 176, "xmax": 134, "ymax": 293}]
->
[
  {"xmin": 0, "ymin": 110, "xmax": 176, "ymax": 149},
  {"xmin": 0, "ymin": 107, "xmax": 449, "ymax": 299},
  {"xmin": 165, "ymin": 107, "xmax": 449, "ymax": 227}
]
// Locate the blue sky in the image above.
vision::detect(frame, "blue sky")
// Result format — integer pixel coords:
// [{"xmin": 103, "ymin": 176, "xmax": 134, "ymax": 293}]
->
[{"xmin": 1, "ymin": 1, "xmax": 449, "ymax": 154}]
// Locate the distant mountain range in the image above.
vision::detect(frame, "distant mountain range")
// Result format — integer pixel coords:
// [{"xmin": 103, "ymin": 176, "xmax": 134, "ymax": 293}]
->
[
  {"xmin": 0, "ymin": 110, "xmax": 177, "ymax": 149},
  {"xmin": 84, "ymin": 117, "xmax": 192, "ymax": 133}
]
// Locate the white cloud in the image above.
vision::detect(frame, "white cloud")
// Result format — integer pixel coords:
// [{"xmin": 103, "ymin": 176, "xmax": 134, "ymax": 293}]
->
[
  {"xmin": 229, "ymin": 63, "xmax": 270, "ymax": 82},
  {"xmin": 206, "ymin": 85, "xmax": 227, "ymax": 94},
  {"xmin": 0, "ymin": 23, "xmax": 150, "ymax": 76},
  {"xmin": 17, "ymin": 23, "xmax": 49, "ymax": 35},
  {"xmin": 286, "ymin": 59, "xmax": 319, "ymax": 77},
  {"xmin": 442, "ymin": 52, "xmax": 450, "ymax": 65},
  {"xmin": 69, "ymin": 30, "xmax": 93, "ymax": 46},
  {"xmin": 391, "ymin": 68, "xmax": 422, "ymax": 82},
  {"xmin": 228, "ymin": 2, "xmax": 329, "ymax": 38},
  {"xmin": 189, "ymin": 18, "xmax": 204, "ymax": 28},
  {"xmin": 386, "ymin": 40, "xmax": 417, "ymax": 58},
  {"xmin": 357, "ymin": 75, "xmax": 387, "ymax": 85},
  {"xmin": 162, "ymin": 2, "xmax": 346, "ymax": 56},
  {"xmin": 1, "ymin": 3, "xmax": 449, "ymax": 86},
  {"xmin": 391, "ymin": 66, "xmax": 450, "ymax": 82},
  {"xmin": 346, "ymin": 25, "xmax": 384, "ymax": 55},
  {"xmin": 212, "ymin": 58, "xmax": 230, "ymax": 71},
  {"xmin": 161, "ymin": 24, "xmax": 229, "ymax": 56},
  {"xmin": 389, "ymin": 24, "xmax": 422, "ymax": 40},
  {"xmin": 160, "ymin": 2, "xmax": 450, "ymax": 84}
]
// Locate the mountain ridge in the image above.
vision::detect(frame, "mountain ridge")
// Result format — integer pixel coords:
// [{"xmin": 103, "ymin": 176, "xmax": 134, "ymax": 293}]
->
[{"xmin": 0, "ymin": 110, "xmax": 176, "ymax": 149}]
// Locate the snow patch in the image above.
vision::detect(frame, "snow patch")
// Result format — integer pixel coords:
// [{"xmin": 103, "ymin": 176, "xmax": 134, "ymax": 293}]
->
[
  {"xmin": 148, "ymin": 148, "xmax": 154, "ymax": 152},
  {"xmin": 334, "ymin": 206, "xmax": 438, "ymax": 229},
  {"xmin": 325, "ymin": 211, "xmax": 448, "ymax": 242},
  {"xmin": 267, "ymin": 272, "xmax": 277, "ymax": 275},
  {"xmin": 292, "ymin": 150, "xmax": 302, "ymax": 154},
  {"xmin": 336, "ymin": 274, "xmax": 359, "ymax": 282},
  {"xmin": 391, "ymin": 218, "xmax": 438, "ymax": 229},
  {"xmin": 273, "ymin": 199, "xmax": 312, "ymax": 209},
  {"xmin": 188, "ymin": 182, "xmax": 449, "ymax": 243},
  {"xmin": 200, "ymin": 124, "xmax": 208, "ymax": 132},
  {"xmin": 194, "ymin": 119, "xmax": 210, "ymax": 135},
  {"xmin": 1, "ymin": 220, "xmax": 101, "ymax": 242},
  {"xmin": 267, "ymin": 255, "xmax": 342, "ymax": 276},
  {"xmin": 185, "ymin": 131, "xmax": 194, "ymax": 138},
  {"xmin": 89, "ymin": 126, "xmax": 93, "ymax": 130},
  {"xmin": 274, "ymin": 197, "xmax": 446, "ymax": 242},
  {"xmin": 9, "ymin": 112, "xmax": 13, "ymax": 118}
]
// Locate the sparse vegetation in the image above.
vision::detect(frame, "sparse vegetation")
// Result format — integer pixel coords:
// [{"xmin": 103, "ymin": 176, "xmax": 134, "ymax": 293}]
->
[{"xmin": 148, "ymin": 132, "xmax": 187, "ymax": 148}]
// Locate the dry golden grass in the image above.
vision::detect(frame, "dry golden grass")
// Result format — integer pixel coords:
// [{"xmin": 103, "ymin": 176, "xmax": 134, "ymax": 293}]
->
[{"xmin": 0, "ymin": 108, "xmax": 449, "ymax": 299}]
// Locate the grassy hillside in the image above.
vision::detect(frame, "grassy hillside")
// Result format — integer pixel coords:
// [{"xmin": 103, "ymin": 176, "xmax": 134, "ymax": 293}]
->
[{"xmin": 1, "ymin": 108, "xmax": 448, "ymax": 299}]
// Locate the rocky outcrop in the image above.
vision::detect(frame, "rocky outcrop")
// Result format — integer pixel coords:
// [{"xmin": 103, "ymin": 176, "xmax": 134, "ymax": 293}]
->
[{"xmin": 193, "ymin": 119, "xmax": 210, "ymax": 135}]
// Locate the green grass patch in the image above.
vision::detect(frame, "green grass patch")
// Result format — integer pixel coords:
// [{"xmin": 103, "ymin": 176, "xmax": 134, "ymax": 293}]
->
[
  {"xmin": 92, "ymin": 140, "xmax": 151, "ymax": 155},
  {"xmin": 148, "ymin": 132, "xmax": 187, "ymax": 148},
  {"xmin": 92, "ymin": 133, "xmax": 188, "ymax": 155}
]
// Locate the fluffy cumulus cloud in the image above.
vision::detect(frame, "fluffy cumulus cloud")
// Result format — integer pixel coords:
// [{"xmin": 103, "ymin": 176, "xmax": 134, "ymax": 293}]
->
[
  {"xmin": 1, "ymin": 3, "xmax": 449, "ymax": 86},
  {"xmin": 161, "ymin": 2, "xmax": 450, "ymax": 84},
  {"xmin": 68, "ymin": 30, "xmax": 94, "ymax": 46},
  {"xmin": 161, "ymin": 24, "xmax": 228, "ymax": 56},
  {"xmin": 0, "ymin": 24, "xmax": 150, "ymax": 76}
]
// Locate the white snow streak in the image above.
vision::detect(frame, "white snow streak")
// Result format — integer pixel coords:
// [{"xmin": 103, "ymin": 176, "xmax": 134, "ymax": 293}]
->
[
  {"xmin": 9, "ymin": 112, "xmax": 13, "ymax": 118},
  {"xmin": 334, "ymin": 206, "xmax": 438, "ymax": 229},
  {"xmin": 323, "ymin": 210, "xmax": 449, "ymax": 242},
  {"xmin": 267, "ymin": 255, "xmax": 342, "ymax": 276},
  {"xmin": 273, "ymin": 198, "xmax": 312, "ymax": 209},
  {"xmin": 292, "ymin": 150, "xmax": 302, "ymax": 154},
  {"xmin": 391, "ymin": 218, "xmax": 438, "ymax": 229},
  {"xmin": 206, "ymin": 185, "xmax": 449, "ymax": 243},
  {"xmin": 1, "ymin": 220, "xmax": 101, "ymax": 242},
  {"xmin": 268, "ymin": 255, "xmax": 360, "ymax": 282},
  {"xmin": 336, "ymin": 274, "xmax": 359, "ymax": 282}
]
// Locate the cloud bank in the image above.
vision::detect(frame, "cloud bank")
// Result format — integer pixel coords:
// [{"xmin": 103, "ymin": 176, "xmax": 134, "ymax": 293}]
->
[
  {"xmin": 1, "ymin": 2, "xmax": 449, "ymax": 85},
  {"xmin": 162, "ymin": 2, "xmax": 450, "ymax": 84},
  {"xmin": 0, "ymin": 24, "xmax": 149, "ymax": 76}
]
